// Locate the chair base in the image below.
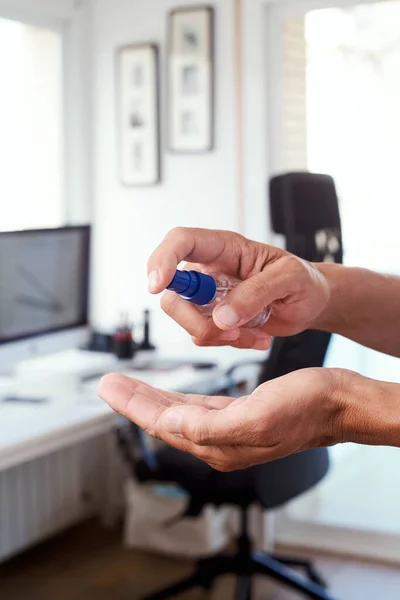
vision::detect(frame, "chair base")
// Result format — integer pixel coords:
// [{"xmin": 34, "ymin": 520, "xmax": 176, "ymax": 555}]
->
[{"xmin": 144, "ymin": 536, "xmax": 337, "ymax": 600}]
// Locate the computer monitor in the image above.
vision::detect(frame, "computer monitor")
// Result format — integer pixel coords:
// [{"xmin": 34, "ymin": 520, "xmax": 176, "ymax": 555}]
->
[{"xmin": 0, "ymin": 226, "xmax": 90, "ymax": 374}]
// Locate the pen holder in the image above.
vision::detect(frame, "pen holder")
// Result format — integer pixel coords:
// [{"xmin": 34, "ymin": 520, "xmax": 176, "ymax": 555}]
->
[{"xmin": 112, "ymin": 333, "xmax": 136, "ymax": 360}]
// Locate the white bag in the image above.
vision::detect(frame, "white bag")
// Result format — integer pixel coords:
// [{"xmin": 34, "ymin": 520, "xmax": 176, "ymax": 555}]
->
[{"xmin": 124, "ymin": 479, "xmax": 234, "ymax": 559}]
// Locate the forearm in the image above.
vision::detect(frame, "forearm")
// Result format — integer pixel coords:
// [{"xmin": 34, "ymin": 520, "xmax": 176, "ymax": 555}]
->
[
  {"xmin": 314, "ymin": 263, "xmax": 400, "ymax": 357},
  {"xmin": 332, "ymin": 369, "xmax": 400, "ymax": 448}
]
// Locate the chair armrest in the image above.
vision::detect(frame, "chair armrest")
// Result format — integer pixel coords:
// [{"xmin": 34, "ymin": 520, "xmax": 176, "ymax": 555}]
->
[{"xmin": 225, "ymin": 360, "xmax": 265, "ymax": 396}]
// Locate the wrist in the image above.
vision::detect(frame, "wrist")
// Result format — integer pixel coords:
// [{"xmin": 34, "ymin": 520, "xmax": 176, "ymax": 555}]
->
[
  {"xmin": 311, "ymin": 263, "xmax": 342, "ymax": 331},
  {"xmin": 329, "ymin": 369, "xmax": 400, "ymax": 448}
]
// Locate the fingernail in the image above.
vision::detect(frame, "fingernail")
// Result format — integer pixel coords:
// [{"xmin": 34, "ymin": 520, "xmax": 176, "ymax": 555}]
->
[
  {"xmin": 162, "ymin": 408, "xmax": 183, "ymax": 435},
  {"xmin": 148, "ymin": 270, "xmax": 160, "ymax": 293},
  {"xmin": 214, "ymin": 305, "xmax": 240, "ymax": 328},
  {"xmin": 220, "ymin": 329, "xmax": 240, "ymax": 342},
  {"xmin": 253, "ymin": 338, "xmax": 271, "ymax": 351}
]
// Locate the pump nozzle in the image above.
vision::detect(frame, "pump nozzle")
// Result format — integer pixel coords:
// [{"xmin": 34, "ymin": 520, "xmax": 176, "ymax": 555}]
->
[{"xmin": 167, "ymin": 270, "xmax": 217, "ymax": 306}]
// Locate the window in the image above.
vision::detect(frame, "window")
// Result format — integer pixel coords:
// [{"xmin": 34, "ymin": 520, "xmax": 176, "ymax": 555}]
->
[
  {"xmin": 274, "ymin": 0, "xmax": 400, "ymax": 274},
  {"xmin": 0, "ymin": 18, "xmax": 64, "ymax": 231},
  {"xmin": 306, "ymin": 2, "xmax": 400, "ymax": 273},
  {"xmin": 269, "ymin": 0, "xmax": 400, "ymax": 556}
]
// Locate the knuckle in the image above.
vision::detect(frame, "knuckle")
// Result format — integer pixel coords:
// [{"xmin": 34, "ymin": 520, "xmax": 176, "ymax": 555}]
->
[
  {"xmin": 189, "ymin": 317, "xmax": 216, "ymax": 344},
  {"xmin": 161, "ymin": 292, "xmax": 215, "ymax": 340},
  {"xmin": 192, "ymin": 337, "xmax": 210, "ymax": 348},
  {"xmin": 160, "ymin": 291, "xmax": 178, "ymax": 316},
  {"xmin": 195, "ymin": 323, "xmax": 216, "ymax": 344},
  {"xmin": 191, "ymin": 424, "xmax": 212, "ymax": 446},
  {"xmin": 193, "ymin": 446, "xmax": 213, "ymax": 462},
  {"xmin": 282, "ymin": 254, "xmax": 303, "ymax": 274},
  {"xmin": 167, "ymin": 226, "xmax": 184, "ymax": 237},
  {"xmin": 167, "ymin": 226, "xmax": 188, "ymax": 243},
  {"xmin": 240, "ymin": 278, "xmax": 267, "ymax": 306},
  {"xmin": 208, "ymin": 448, "xmax": 238, "ymax": 472}
]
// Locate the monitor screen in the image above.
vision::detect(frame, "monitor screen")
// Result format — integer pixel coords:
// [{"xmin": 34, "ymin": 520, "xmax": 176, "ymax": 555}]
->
[{"xmin": 0, "ymin": 226, "xmax": 90, "ymax": 344}]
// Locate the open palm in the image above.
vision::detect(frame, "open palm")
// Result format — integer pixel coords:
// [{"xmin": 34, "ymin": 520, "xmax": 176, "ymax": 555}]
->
[{"xmin": 98, "ymin": 368, "xmax": 339, "ymax": 472}]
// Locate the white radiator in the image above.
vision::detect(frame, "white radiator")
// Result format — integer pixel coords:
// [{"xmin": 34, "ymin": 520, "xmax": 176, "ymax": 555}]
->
[{"xmin": 0, "ymin": 435, "xmax": 109, "ymax": 563}]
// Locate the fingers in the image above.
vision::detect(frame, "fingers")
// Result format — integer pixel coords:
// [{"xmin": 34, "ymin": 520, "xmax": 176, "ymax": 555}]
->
[
  {"xmin": 159, "ymin": 401, "xmax": 261, "ymax": 448},
  {"xmin": 186, "ymin": 394, "xmax": 237, "ymax": 410},
  {"xmin": 97, "ymin": 375, "xmax": 238, "ymax": 431},
  {"xmin": 98, "ymin": 376, "xmax": 280, "ymax": 472},
  {"xmin": 161, "ymin": 290, "xmax": 240, "ymax": 343},
  {"xmin": 223, "ymin": 332, "xmax": 272, "ymax": 351},
  {"xmin": 213, "ymin": 255, "xmax": 306, "ymax": 330},
  {"xmin": 154, "ymin": 404, "xmax": 254, "ymax": 471},
  {"xmin": 97, "ymin": 374, "xmax": 182, "ymax": 433},
  {"xmin": 147, "ymin": 227, "xmax": 238, "ymax": 294},
  {"xmin": 193, "ymin": 331, "xmax": 271, "ymax": 351},
  {"xmin": 97, "ymin": 374, "xmax": 255, "ymax": 447},
  {"xmin": 155, "ymin": 433, "xmax": 273, "ymax": 472},
  {"xmin": 161, "ymin": 290, "xmax": 271, "ymax": 349}
]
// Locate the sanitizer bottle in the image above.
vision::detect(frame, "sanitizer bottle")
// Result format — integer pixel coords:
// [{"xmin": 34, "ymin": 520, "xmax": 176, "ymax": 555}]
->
[{"xmin": 167, "ymin": 270, "xmax": 271, "ymax": 329}]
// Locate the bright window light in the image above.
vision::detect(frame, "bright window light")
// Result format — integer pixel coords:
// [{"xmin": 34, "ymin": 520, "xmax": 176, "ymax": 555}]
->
[{"xmin": 0, "ymin": 18, "xmax": 64, "ymax": 231}]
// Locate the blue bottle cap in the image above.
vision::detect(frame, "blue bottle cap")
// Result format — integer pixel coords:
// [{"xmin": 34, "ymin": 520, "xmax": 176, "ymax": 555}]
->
[{"xmin": 166, "ymin": 270, "xmax": 217, "ymax": 306}]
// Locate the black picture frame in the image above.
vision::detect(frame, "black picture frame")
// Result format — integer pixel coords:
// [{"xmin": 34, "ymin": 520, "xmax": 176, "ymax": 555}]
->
[
  {"xmin": 168, "ymin": 6, "xmax": 215, "ymax": 153},
  {"xmin": 116, "ymin": 43, "xmax": 161, "ymax": 186}
]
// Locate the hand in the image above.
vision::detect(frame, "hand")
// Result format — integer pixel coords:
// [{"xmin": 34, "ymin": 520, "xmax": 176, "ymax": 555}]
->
[
  {"xmin": 98, "ymin": 368, "xmax": 347, "ymax": 471},
  {"xmin": 147, "ymin": 227, "xmax": 330, "ymax": 350}
]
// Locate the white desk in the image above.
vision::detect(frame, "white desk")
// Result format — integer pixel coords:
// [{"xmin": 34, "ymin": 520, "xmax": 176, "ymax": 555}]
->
[
  {"xmin": 0, "ymin": 350, "xmax": 262, "ymax": 472},
  {"xmin": 0, "ymin": 400, "xmax": 114, "ymax": 472}
]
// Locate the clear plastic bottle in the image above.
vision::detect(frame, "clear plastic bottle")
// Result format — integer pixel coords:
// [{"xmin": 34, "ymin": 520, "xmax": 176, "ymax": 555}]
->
[{"xmin": 166, "ymin": 270, "xmax": 271, "ymax": 329}]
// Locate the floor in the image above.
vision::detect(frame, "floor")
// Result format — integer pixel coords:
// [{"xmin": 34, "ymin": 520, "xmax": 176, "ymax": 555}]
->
[
  {"xmin": 0, "ymin": 520, "xmax": 400, "ymax": 600},
  {"xmin": 285, "ymin": 445, "xmax": 400, "ymax": 536}
]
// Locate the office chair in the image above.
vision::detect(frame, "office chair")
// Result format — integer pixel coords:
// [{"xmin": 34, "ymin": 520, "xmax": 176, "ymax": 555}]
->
[{"xmin": 118, "ymin": 172, "xmax": 343, "ymax": 600}]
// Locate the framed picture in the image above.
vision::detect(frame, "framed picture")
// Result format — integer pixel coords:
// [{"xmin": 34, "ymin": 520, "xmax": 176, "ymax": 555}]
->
[
  {"xmin": 116, "ymin": 44, "xmax": 161, "ymax": 186},
  {"xmin": 168, "ymin": 6, "xmax": 214, "ymax": 153}
]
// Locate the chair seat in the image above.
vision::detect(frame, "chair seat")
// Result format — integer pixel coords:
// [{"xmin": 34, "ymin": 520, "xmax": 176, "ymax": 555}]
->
[{"xmin": 136, "ymin": 446, "xmax": 329, "ymax": 515}]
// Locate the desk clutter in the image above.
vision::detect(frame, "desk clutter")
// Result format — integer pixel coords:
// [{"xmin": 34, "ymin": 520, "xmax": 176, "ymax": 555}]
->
[
  {"xmin": 88, "ymin": 309, "xmax": 157, "ymax": 360},
  {"xmin": 0, "ymin": 356, "xmax": 220, "ymax": 407}
]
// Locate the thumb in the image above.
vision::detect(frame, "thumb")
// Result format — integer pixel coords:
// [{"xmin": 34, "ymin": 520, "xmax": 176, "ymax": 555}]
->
[{"xmin": 212, "ymin": 258, "xmax": 297, "ymax": 330}]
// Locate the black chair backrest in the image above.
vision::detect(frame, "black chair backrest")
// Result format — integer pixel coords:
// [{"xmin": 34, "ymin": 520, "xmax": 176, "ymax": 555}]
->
[
  {"xmin": 270, "ymin": 172, "xmax": 343, "ymax": 263},
  {"xmin": 258, "ymin": 172, "xmax": 343, "ymax": 385}
]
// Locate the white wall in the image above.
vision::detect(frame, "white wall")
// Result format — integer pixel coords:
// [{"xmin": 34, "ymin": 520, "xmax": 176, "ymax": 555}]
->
[
  {"xmin": 241, "ymin": 0, "xmax": 270, "ymax": 242},
  {"xmin": 0, "ymin": 0, "xmax": 272, "ymax": 355},
  {"xmin": 0, "ymin": 0, "xmax": 77, "ymax": 24},
  {"xmin": 90, "ymin": 0, "xmax": 245, "ymax": 353}
]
